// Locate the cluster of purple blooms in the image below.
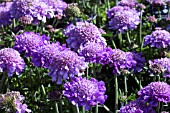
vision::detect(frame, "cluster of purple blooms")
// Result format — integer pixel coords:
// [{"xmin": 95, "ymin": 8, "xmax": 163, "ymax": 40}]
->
[
  {"xmin": 120, "ymin": 81, "xmax": 170, "ymax": 112},
  {"xmin": 147, "ymin": 0, "xmax": 168, "ymax": 6},
  {"xmin": 148, "ymin": 58, "xmax": 170, "ymax": 77},
  {"xmin": 118, "ymin": 0, "xmax": 138, "ymax": 8},
  {"xmin": 143, "ymin": 28, "xmax": 170, "ymax": 49},
  {"xmin": 0, "ymin": 48, "xmax": 25, "ymax": 77},
  {"xmin": 65, "ymin": 21, "xmax": 107, "ymax": 51},
  {"xmin": 0, "ymin": 0, "xmax": 67, "ymax": 26},
  {"xmin": 100, "ymin": 49, "xmax": 145, "ymax": 75},
  {"xmin": 0, "ymin": 91, "xmax": 31, "ymax": 113},
  {"xmin": 106, "ymin": 5, "xmax": 140, "ymax": 33},
  {"xmin": 63, "ymin": 76, "xmax": 107, "ymax": 110}
]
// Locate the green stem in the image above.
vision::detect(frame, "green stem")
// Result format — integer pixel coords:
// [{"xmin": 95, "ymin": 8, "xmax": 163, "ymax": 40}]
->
[
  {"xmin": 126, "ymin": 32, "xmax": 131, "ymax": 45},
  {"xmin": 139, "ymin": 10, "xmax": 143, "ymax": 51},
  {"xmin": 0, "ymin": 73, "xmax": 8, "ymax": 93},
  {"xmin": 134, "ymin": 76, "xmax": 142, "ymax": 89},
  {"xmin": 41, "ymin": 84, "xmax": 46, "ymax": 96},
  {"xmin": 89, "ymin": 107, "xmax": 93, "ymax": 113},
  {"xmin": 82, "ymin": 106, "xmax": 85, "ymax": 113},
  {"xmin": 110, "ymin": 37, "xmax": 117, "ymax": 49},
  {"xmin": 55, "ymin": 101, "xmax": 59, "ymax": 113},
  {"xmin": 107, "ymin": 0, "xmax": 110, "ymax": 9},
  {"xmin": 86, "ymin": 67, "xmax": 89, "ymax": 78},
  {"xmin": 95, "ymin": 103, "xmax": 98, "ymax": 113},
  {"xmin": 124, "ymin": 76, "xmax": 128, "ymax": 104},
  {"xmin": 114, "ymin": 75, "xmax": 118, "ymax": 113},
  {"xmin": 76, "ymin": 104, "xmax": 80, "ymax": 113},
  {"xmin": 118, "ymin": 33, "xmax": 122, "ymax": 48},
  {"xmin": 59, "ymin": 100, "xmax": 63, "ymax": 113},
  {"xmin": 102, "ymin": 105, "xmax": 113, "ymax": 113}
]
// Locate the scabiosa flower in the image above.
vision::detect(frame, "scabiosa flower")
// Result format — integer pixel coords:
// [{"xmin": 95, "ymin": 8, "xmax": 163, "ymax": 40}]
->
[
  {"xmin": 107, "ymin": 6, "xmax": 140, "ymax": 33},
  {"xmin": 118, "ymin": 0, "xmax": 138, "ymax": 8},
  {"xmin": 119, "ymin": 99, "xmax": 155, "ymax": 113},
  {"xmin": 0, "ymin": 48, "xmax": 25, "ymax": 77},
  {"xmin": 31, "ymin": 42, "xmax": 66, "ymax": 68},
  {"xmin": 143, "ymin": 28, "xmax": 170, "ymax": 48},
  {"xmin": 48, "ymin": 49, "xmax": 88, "ymax": 84},
  {"xmin": 147, "ymin": 0, "xmax": 166, "ymax": 6},
  {"xmin": 19, "ymin": 15, "xmax": 33, "ymax": 25},
  {"xmin": 78, "ymin": 42, "xmax": 109, "ymax": 64},
  {"xmin": 0, "ymin": 91, "xmax": 31, "ymax": 113},
  {"xmin": 64, "ymin": 3, "xmax": 81, "ymax": 18},
  {"xmin": 63, "ymin": 76, "xmax": 107, "ymax": 110},
  {"xmin": 147, "ymin": 15, "xmax": 157, "ymax": 23},
  {"xmin": 138, "ymin": 82, "xmax": 170, "ymax": 106},
  {"xmin": 14, "ymin": 32, "xmax": 50, "ymax": 57},
  {"xmin": 0, "ymin": 2, "xmax": 13, "ymax": 27},
  {"xmin": 65, "ymin": 21, "xmax": 107, "ymax": 51},
  {"xmin": 148, "ymin": 58, "xmax": 170, "ymax": 77}
]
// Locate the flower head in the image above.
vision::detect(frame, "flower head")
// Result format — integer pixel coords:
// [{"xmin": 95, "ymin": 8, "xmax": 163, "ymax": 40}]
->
[
  {"xmin": 31, "ymin": 42, "xmax": 66, "ymax": 68},
  {"xmin": 143, "ymin": 29, "xmax": 170, "ymax": 49},
  {"xmin": 138, "ymin": 82, "xmax": 170, "ymax": 106},
  {"xmin": 119, "ymin": 99, "xmax": 155, "ymax": 113},
  {"xmin": 78, "ymin": 43, "xmax": 110, "ymax": 64},
  {"xmin": 118, "ymin": 0, "xmax": 138, "ymax": 8},
  {"xmin": 63, "ymin": 76, "xmax": 107, "ymax": 110},
  {"xmin": 65, "ymin": 21, "xmax": 107, "ymax": 51},
  {"xmin": 48, "ymin": 49, "xmax": 88, "ymax": 84},
  {"xmin": 0, "ymin": 2, "xmax": 13, "ymax": 27},
  {"xmin": 148, "ymin": 58, "xmax": 170, "ymax": 77},
  {"xmin": 0, "ymin": 91, "xmax": 31, "ymax": 113},
  {"xmin": 147, "ymin": 0, "xmax": 166, "ymax": 6},
  {"xmin": 107, "ymin": 6, "xmax": 140, "ymax": 33},
  {"xmin": 14, "ymin": 32, "xmax": 50, "ymax": 57},
  {"xmin": 0, "ymin": 48, "xmax": 25, "ymax": 76}
]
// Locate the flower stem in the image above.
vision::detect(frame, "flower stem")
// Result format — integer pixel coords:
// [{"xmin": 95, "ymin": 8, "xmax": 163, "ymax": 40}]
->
[
  {"xmin": 126, "ymin": 31, "xmax": 131, "ymax": 45},
  {"xmin": 102, "ymin": 105, "xmax": 113, "ymax": 113},
  {"xmin": 82, "ymin": 106, "xmax": 85, "ymax": 113},
  {"xmin": 76, "ymin": 104, "xmax": 80, "ymax": 113},
  {"xmin": 114, "ymin": 75, "xmax": 118, "ymax": 113},
  {"xmin": 139, "ymin": 10, "xmax": 143, "ymax": 51},
  {"xmin": 59, "ymin": 100, "xmax": 64, "ymax": 113},
  {"xmin": 124, "ymin": 76, "xmax": 128, "ymax": 104},
  {"xmin": 0, "ymin": 73, "xmax": 8, "ymax": 93},
  {"xmin": 95, "ymin": 103, "xmax": 98, "ymax": 113},
  {"xmin": 55, "ymin": 101, "xmax": 59, "ymax": 113},
  {"xmin": 118, "ymin": 33, "xmax": 122, "ymax": 48}
]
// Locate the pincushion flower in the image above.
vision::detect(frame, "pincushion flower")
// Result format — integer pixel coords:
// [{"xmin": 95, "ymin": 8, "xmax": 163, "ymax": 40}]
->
[
  {"xmin": 147, "ymin": 0, "xmax": 166, "ymax": 6},
  {"xmin": 118, "ymin": 0, "xmax": 138, "ymax": 8},
  {"xmin": 143, "ymin": 29, "xmax": 170, "ymax": 49},
  {"xmin": 63, "ymin": 76, "xmax": 107, "ymax": 110},
  {"xmin": 119, "ymin": 99, "xmax": 155, "ymax": 113},
  {"xmin": 0, "ymin": 48, "xmax": 25, "ymax": 77},
  {"xmin": 65, "ymin": 21, "xmax": 107, "ymax": 51},
  {"xmin": 48, "ymin": 49, "xmax": 88, "ymax": 84},
  {"xmin": 14, "ymin": 32, "xmax": 50, "ymax": 57},
  {"xmin": 138, "ymin": 82, "xmax": 170, "ymax": 106},
  {"xmin": 148, "ymin": 58, "xmax": 170, "ymax": 77},
  {"xmin": 107, "ymin": 6, "xmax": 140, "ymax": 33},
  {"xmin": 0, "ymin": 2, "xmax": 13, "ymax": 27},
  {"xmin": 9, "ymin": 0, "xmax": 66, "ymax": 23},
  {"xmin": 31, "ymin": 42, "xmax": 66, "ymax": 68},
  {"xmin": 78, "ymin": 42, "xmax": 110, "ymax": 64},
  {"xmin": 0, "ymin": 91, "xmax": 31, "ymax": 113}
]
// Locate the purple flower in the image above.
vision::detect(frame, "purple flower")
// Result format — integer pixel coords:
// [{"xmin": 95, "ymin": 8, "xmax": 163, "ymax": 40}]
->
[
  {"xmin": 48, "ymin": 49, "xmax": 88, "ymax": 84},
  {"xmin": 118, "ymin": 0, "xmax": 138, "ymax": 8},
  {"xmin": 143, "ymin": 29, "xmax": 170, "ymax": 49},
  {"xmin": 107, "ymin": 6, "xmax": 140, "ymax": 33},
  {"xmin": 148, "ymin": 58, "xmax": 170, "ymax": 77},
  {"xmin": 0, "ymin": 48, "xmax": 25, "ymax": 77},
  {"xmin": 63, "ymin": 76, "xmax": 107, "ymax": 110},
  {"xmin": 78, "ymin": 43, "xmax": 110, "ymax": 64},
  {"xmin": 119, "ymin": 99, "xmax": 155, "ymax": 113},
  {"xmin": 0, "ymin": 91, "xmax": 31, "ymax": 113},
  {"xmin": 0, "ymin": 2, "xmax": 13, "ymax": 27},
  {"xmin": 14, "ymin": 32, "xmax": 50, "ymax": 57},
  {"xmin": 138, "ymin": 82, "xmax": 170, "ymax": 106},
  {"xmin": 147, "ymin": 15, "xmax": 157, "ymax": 23},
  {"xmin": 65, "ymin": 21, "xmax": 107, "ymax": 51},
  {"xmin": 147, "ymin": 0, "xmax": 166, "ymax": 6},
  {"xmin": 31, "ymin": 42, "xmax": 66, "ymax": 68}
]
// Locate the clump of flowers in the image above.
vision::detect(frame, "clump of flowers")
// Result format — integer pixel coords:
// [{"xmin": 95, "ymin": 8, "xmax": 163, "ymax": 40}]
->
[
  {"xmin": 147, "ymin": 0, "xmax": 166, "ymax": 6},
  {"xmin": 14, "ymin": 32, "xmax": 50, "ymax": 57},
  {"xmin": 0, "ymin": 91, "xmax": 31, "ymax": 113},
  {"xmin": 31, "ymin": 42, "xmax": 66, "ymax": 68},
  {"xmin": 0, "ymin": 48, "xmax": 25, "ymax": 76},
  {"xmin": 63, "ymin": 76, "xmax": 107, "ymax": 110},
  {"xmin": 148, "ymin": 58, "xmax": 170, "ymax": 77},
  {"xmin": 143, "ymin": 28, "xmax": 170, "ymax": 49},
  {"xmin": 78, "ymin": 42, "xmax": 110, "ymax": 64},
  {"xmin": 9, "ymin": 0, "xmax": 67, "ymax": 23},
  {"xmin": 138, "ymin": 82, "xmax": 170, "ymax": 106},
  {"xmin": 119, "ymin": 99, "xmax": 155, "ymax": 113},
  {"xmin": 118, "ymin": 0, "xmax": 138, "ymax": 8},
  {"xmin": 19, "ymin": 15, "xmax": 33, "ymax": 25},
  {"xmin": 107, "ymin": 6, "xmax": 140, "ymax": 33},
  {"xmin": 0, "ymin": 2, "xmax": 13, "ymax": 27},
  {"xmin": 147, "ymin": 15, "xmax": 157, "ymax": 23},
  {"xmin": 48, "ymin": 49, "xmax": 88, "ymax": 84},
  {"xmin": 65, "ymin": 21, "xmax": 107, "ymax": 51}
]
